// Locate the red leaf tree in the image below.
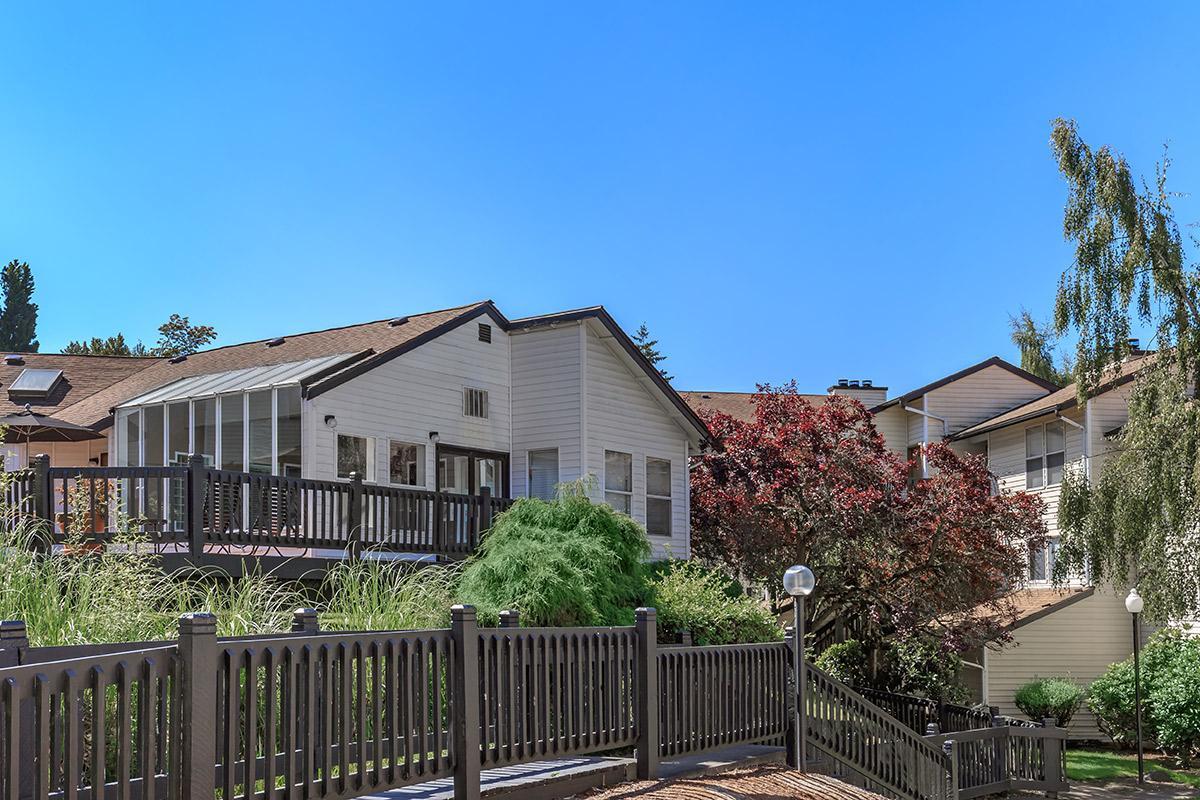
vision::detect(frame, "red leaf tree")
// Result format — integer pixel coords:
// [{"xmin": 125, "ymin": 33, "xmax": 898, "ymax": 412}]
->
[{"xmin": 690, "ymin": 384, "xmax": 1046, "ymax": 653}]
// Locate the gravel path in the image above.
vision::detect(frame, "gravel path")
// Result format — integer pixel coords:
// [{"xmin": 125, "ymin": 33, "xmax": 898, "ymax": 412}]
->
[{"xmin": 575, "ymin": 764, "xmax": 884, "ymax": 799}]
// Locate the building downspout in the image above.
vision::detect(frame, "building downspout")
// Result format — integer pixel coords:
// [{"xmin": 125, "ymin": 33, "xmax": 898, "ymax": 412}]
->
[
  {"xmin": 901, "ymin": 402, "xmax": 950, "ymax": 478},
  {"xmin": 1057, "ymin": 410, "xmax": 1089, "ymax": 481}
]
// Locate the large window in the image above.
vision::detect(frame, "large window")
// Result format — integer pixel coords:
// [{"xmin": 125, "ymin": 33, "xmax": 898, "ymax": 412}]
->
[
  {"xmin": 1025, "ymin": 421, "xmax": 1066, "ymax": 490},
  {"xmin": 389, "ymin": 441, "xmax": 424, "ymax": 486},
  {"xmin": 645, "ymin": 457, "xmax": 672, "ymax": 537},
  {"xmin": 528, "ymin": 449, "xmax": 559, "ymax": 500},
  {"xmin": 337, "ymin": 434, "xmax": 373, "ymax": 480},
  {"xmin": 604, "ymin": 450, "xmax": 632, "ymax": 514},
  {"xmin": 120, "ymin": 386, "xmax": 304, "ymax": 479}
]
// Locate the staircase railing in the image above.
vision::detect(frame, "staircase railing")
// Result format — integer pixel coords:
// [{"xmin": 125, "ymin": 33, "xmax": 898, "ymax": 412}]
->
[{"xmin": 804, "ymin": 662, "xmax": 956, "ymax": 800}]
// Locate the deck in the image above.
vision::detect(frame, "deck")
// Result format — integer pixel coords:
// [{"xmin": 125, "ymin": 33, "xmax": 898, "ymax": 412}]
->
[{"xmin": 4, "ymin": 455, "xmax": 512, "ymax": 574}]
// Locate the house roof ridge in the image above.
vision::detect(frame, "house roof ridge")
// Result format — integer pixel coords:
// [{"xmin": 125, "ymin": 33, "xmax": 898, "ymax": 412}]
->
[{"xmin": 870, "ymin": 355, "xmax": 1059, "ymax": 413}]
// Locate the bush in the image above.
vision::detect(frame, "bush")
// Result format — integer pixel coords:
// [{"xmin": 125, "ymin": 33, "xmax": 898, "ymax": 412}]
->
[
  {"xmin": 648, "ymin": 560, "xmax": 781, "ymax": 645},
  {"xmin": 815, "ymin": 639, "xmax": 868, "ymax": 686},
  {"xmin": 1090, "ymin": 630, "xmax": 1200, "ymax": 765},
  {"xmin": 1014, "ymin": 677, "xmax": 1085, "ymax": 727},
  {"xmin": 457, "ymin": 493, "xmax": 650, "ymax": 627},
  {"xmin": 883, "ymin": 636, "xmax": 968, "ymax": 703}
]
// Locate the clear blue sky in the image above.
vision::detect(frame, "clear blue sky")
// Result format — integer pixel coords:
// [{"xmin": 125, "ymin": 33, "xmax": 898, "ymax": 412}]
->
[{"xmin": 2, "ymin": 3, "xmax": 1196, "ymax": 393}]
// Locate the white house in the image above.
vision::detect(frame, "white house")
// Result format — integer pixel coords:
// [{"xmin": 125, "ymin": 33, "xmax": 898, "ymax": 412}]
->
[{"xmin": 2, "ymin": 301, "xmax": 712, "ymax": 559}]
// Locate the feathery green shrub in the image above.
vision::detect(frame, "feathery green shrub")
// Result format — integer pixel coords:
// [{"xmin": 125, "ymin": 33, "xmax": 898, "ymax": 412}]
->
[{"xmin": 649, "ymin": 559, "xmax": 781, "ymax": 645}]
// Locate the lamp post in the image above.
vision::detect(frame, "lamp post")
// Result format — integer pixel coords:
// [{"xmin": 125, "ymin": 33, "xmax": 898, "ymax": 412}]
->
[
  {"xmin": 784, "ymin": 564, "xmax": 815, "ymax": 771},
  {"xmin": 1125, "ymin": 587, "xmax": 1145, "ymax": 784}
]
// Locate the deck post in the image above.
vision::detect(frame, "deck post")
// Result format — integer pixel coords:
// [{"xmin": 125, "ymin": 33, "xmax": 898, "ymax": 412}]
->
[
  {"xmin": 31, "ymin": 453, "xmax": 50, "ymax": 548},
  {"xmin": 348, "ymin": 471, "xmax": 363, "ymax": 559},
  {"xmin": 291, "ymin": 608, "xmax": 320, "ymax": 633},
  {"xmin": 635, "ymin": 607, "xmax": 659, "ymax": 780},
  {"xmin": 498, "ymin": 609, "xmax": 520, "ymax": 628},
  {"xmin": 450, "ymin": 605, "xmax": 481, "ymax": 800},
  {"xmin": 179, "ymin": 613, "xmax": 218, "ymax": 800},
  {"xmin": 187, "ymin": 454, "xmax": 206, "ymax": 558},
  {"xmin": 943, "ymin": 739, "xmax": 960, "ymax": 800},
  {"xmin": 477, "ymin": 486, "xmax": 493, "ymax": 546}
]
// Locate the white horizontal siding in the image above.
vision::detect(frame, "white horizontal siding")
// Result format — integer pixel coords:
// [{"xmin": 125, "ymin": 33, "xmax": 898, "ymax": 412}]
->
[
  {"xmin": 872, "ymin": 406, "xmax": 908, "ymax": 458},
  {"xmin": 583, "ymin": 323, "xmax": 691, "ymax": 560},
  {"xmin": 510, "ymin": 323, "xmax": 583, "ymax": 498},
  {"xmin": 309, "ymin": 318, "xmax": 511, "ymax": 488},
  {"xmin": 988, "ymin": 412, "xmax": 1084, "ymax": 540},
  {"xmin": 925, "ymin": 365, "xmax": 1052, "ymax": 437},
  {"xmin": 986, "ymin": 588, "xmax": 1132, "ymax": 740}
]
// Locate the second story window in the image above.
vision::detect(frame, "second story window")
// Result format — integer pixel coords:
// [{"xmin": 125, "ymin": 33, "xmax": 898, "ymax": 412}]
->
[
  {"xmin": 1025, "ymin": 420, "xmax": 1065, "ymax": 490},
  {"xmin": 463, "ymin": 387, "xmax": 489, "ymax": 419},
  {"xmin": 604, "ymin": 450, "xmax": 632, "ymax": 514}
]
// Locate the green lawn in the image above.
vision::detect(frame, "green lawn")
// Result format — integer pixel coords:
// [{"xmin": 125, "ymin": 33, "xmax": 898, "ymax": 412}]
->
[{"xmin": 1066, "ymin": 748, "xmax": 1200, "ymax": 789}]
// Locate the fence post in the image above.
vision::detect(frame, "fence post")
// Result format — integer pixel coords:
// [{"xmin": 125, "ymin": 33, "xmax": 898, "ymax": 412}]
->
[
  {"xmin": 179, "ymin": 613, "xmax": 217, "ymax": 800},
  {"xmin": 1042, "ymin": 717, "xmax": 1063, "ymax": 798},
  {"xmin": 993, "ymin": 714, "xmax": 1009, "ymax": 787},
  {"xmin": 451, "ymin": 605, "xmax": 481, "ymax": 800},
  {"xmin": 291, "ymin": 608, "xmax": 320, "ymax": 633},
  {"xmin": 187, "ymin": 454, "xmax": 206, "ymax": 558},
  {"xmin": 348, "ymin": 471, "xmax": 363, "ymax": 559},
  {"xmin": 31, "ymin": 453, "xmax": 50, "ymax": 548},
  {"xmin": 498, "ymin": 609, "xmax": 520, "ymax": 629},
  {"xmin": 943, "ymin": 739, "xmax": 960, "ymax": 800},
  {"xmin": 1, "ymin": 621, "xmax": 32, "ymax": 800},
  {"xmin": 635, "ymin": 607, "xmax": 659, "ymax": 780},
  {"xmin": 477, "ymin": 486, "xmax": 493, "ymax": 546}
]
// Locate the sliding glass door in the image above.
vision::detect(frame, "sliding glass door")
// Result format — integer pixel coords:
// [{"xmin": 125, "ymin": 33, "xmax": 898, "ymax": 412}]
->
[{"xmin": 436, "ymin": 446, "xmax": 509, "ymax": 498}]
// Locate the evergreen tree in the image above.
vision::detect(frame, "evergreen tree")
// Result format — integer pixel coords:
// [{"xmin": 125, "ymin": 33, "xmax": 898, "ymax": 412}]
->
[
  {"xmin": 1009, "ymin": 309, "xmax": 1071, "ymax": 386},
  {"xmin": 0, "ymin": 260, "xmax": 39, "ymax": 352},
  {"xmin": 633, "ymin": 322, "xmax": 672, "ymax": 381},
  {"xmin": 61, "ymin": 334, "xmax": 149, "ymax": 357}
]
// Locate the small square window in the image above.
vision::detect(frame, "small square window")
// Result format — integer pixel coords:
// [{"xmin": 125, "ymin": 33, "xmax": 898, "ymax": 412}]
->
[
  {"xmin": 389, "ymin": 441, "xmax": 424, "ymax": 486},
  {"xmin": 337, "ymin": 434, "xmax": 372, "ymax": 480}
]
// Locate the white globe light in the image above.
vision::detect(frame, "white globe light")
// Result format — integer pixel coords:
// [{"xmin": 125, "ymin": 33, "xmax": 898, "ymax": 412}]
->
[
  {"xmin": 783, "ymin": 565, "xmax": 815, "ymax": 597},
  {"xmin": 1125, "ymin": 588, "xmax": 1144, "ymax": 615}
]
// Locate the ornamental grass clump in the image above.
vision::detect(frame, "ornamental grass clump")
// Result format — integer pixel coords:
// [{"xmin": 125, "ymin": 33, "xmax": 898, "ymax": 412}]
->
[
  {"xmin": 1014, "ymin": 676, "xmax": 1085, "ymax": 727},
  {"xmin": 457, "ymin": 484, "xmax": 650, "ymax": 627},
  {"xmin": 320, "ymin": 556, "xmax": 459, "ymax": 631}
]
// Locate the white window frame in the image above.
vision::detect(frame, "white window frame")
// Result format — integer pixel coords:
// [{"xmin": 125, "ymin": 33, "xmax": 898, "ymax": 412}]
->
[
  {"xmin": 645, "ymin": 456, "xmax": 672, "ymax": 537},
  {"xmin": 1029, "ymin": 536, "xmax": 1060, "ymax": 583},
  {"xmin": 387, "ymin": 440, "xmax": 425, "ymax": 488},
  {"xmin": 603, "ymin": 449, "xmax": 633, "ymax": 514},
  {"xmin": 526, "ymin": 448, "xmax": 559, "ymax": 500},
  {"xmin": 1024, "ymin": 421, "xmax": 1066, "ymax": 490},
  {"xmin": 336, "ymin": 432, "xmax": 375, "ymax": 481}
]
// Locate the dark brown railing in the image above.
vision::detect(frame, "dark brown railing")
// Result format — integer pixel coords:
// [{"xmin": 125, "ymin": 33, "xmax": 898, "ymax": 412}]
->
[
  {"xmin": 657, "ymin": 641, "xmax": 789, "ymax": 758},
  {"xmin": 805, "ymin": 662, "xmax": 956, "ymax": 800},
  {"xmin": 857, "ymin": 687, "xmax": 994, "ymax": 736},
  {"xmin": 5, "ymin": 456, "xmax": 514, "ymax": 560},
  {"xmin": 927, "ymin": 722, "xmax": 1067, "ymax": 799}
]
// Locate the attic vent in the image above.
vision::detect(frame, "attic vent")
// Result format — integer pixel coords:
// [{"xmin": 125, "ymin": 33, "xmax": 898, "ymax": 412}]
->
[
  {"xmin": 388, "ymin": 316, "xmax": 410, "ymax": 327},
  {"xmin": 4, "ymin": 355, "xmax": 23, "ymax": 366},
  {"xmin": 266, "ymin": 337, "xmax": 285, "ymax": 347},
  {"xmin": 478, "ymin": 323, "xmax": 492, "ymax": 343},
  {"xmin": 8, "ymin": 368, "xmax": 63, "ymax": 400},
  {"xmin": 169, "ymin": 354, "xmax": 187, "ymax": 364}
]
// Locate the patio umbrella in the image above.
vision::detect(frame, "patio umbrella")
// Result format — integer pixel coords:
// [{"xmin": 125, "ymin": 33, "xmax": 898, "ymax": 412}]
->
[{"xmin": 0, "ymin": 405, "xmax": 104, "ymax": 443}]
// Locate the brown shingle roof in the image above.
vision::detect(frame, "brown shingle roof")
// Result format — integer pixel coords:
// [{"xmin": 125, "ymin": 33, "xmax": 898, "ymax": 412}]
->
[
  {"xmin": 56, "ymin": 301, "xmax": 492, "ymax": 429},
  {"xmin": 680, "ymin": 391, "xmax": 827, "ymax": 423},
  {"xmin": 1003, "ymin": 586, "xmax": 1095, "ymax": 631},
  {"xmin": 0, "ymin": 353, "xmax": 160, "ymax": 420},
  {"xmin": 952, "ymin": 354, "xmax": 1152, "ymax": 440}
]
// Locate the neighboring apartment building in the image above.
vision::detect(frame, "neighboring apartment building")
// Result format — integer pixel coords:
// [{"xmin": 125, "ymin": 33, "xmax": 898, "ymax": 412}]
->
[
  {"xmin": 0, "ymin": 301, "xmax": 712, "ymax": 559},
  {"xmin": 685, "ymin": 354, "xmax": 1144, "ymax": 739}
]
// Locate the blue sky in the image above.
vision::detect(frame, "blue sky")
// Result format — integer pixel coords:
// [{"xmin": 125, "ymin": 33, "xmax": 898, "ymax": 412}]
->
[{"xmin": 1, "ymin": 3, "xmax": 1196, "ymax": 393}]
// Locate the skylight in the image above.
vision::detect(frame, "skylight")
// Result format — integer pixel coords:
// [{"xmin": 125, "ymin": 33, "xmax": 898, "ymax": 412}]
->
[{"xmin": 8, "ymin": 368, "xmax": 64, "ymax": 400}]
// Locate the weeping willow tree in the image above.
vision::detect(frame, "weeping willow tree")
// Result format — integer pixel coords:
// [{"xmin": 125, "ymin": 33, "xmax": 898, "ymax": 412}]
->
[{"xmin": 1050, "ymin": 118, "xmax": 1200, "ymax": 620}]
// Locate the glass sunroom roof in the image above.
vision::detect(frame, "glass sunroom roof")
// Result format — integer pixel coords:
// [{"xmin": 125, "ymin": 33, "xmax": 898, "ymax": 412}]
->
[{"xmin": 116, "ymin": 353, "xmax": 357, "ymax": 408}]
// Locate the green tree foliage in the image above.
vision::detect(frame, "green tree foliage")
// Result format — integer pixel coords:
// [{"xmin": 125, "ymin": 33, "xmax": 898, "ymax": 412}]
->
[
  {"xmin": 1009, "ymin": 309, "xmax": 1071, "ymax": 386},
  {"xmin": 1089, "ymin": 630, "xmax": 1200, "ymax": 765},
  {"xmin": 814, "ymin": 639, "xmax": 869, "ymax": 687},
  {"xmin": 648, "ymin": 560, "xmax": 781, "ymax": 645},
  {"xmin": 1014, "ymin": 677, "xmax": 1085, "ymax": 727},
  {"xmin": 633, "ymin": 322, "xmax": 672, "ymax": 381},
  {"xmin": 457, "ymin": 489, "xmax": 650, "ymax": 626},
  {"xmin": 1047, "ymin": 119, "xmax": 1200, "ymax": 618},
  {"xmin": 0, "ymin": 259, "xmax": 39, "ymax": 352},
  {"xmin": 155, "ymin": 313, "xmax": 217, "ymax": 357},
  {"xmin": 61, "ymin": 333, "xmax": 149, "ymax": 356}
]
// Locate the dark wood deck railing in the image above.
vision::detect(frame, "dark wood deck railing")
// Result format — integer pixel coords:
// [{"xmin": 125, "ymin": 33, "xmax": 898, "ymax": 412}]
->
[{"xmin": 3, "ymin": 454, "xmax": 514, "ymax": 560}]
